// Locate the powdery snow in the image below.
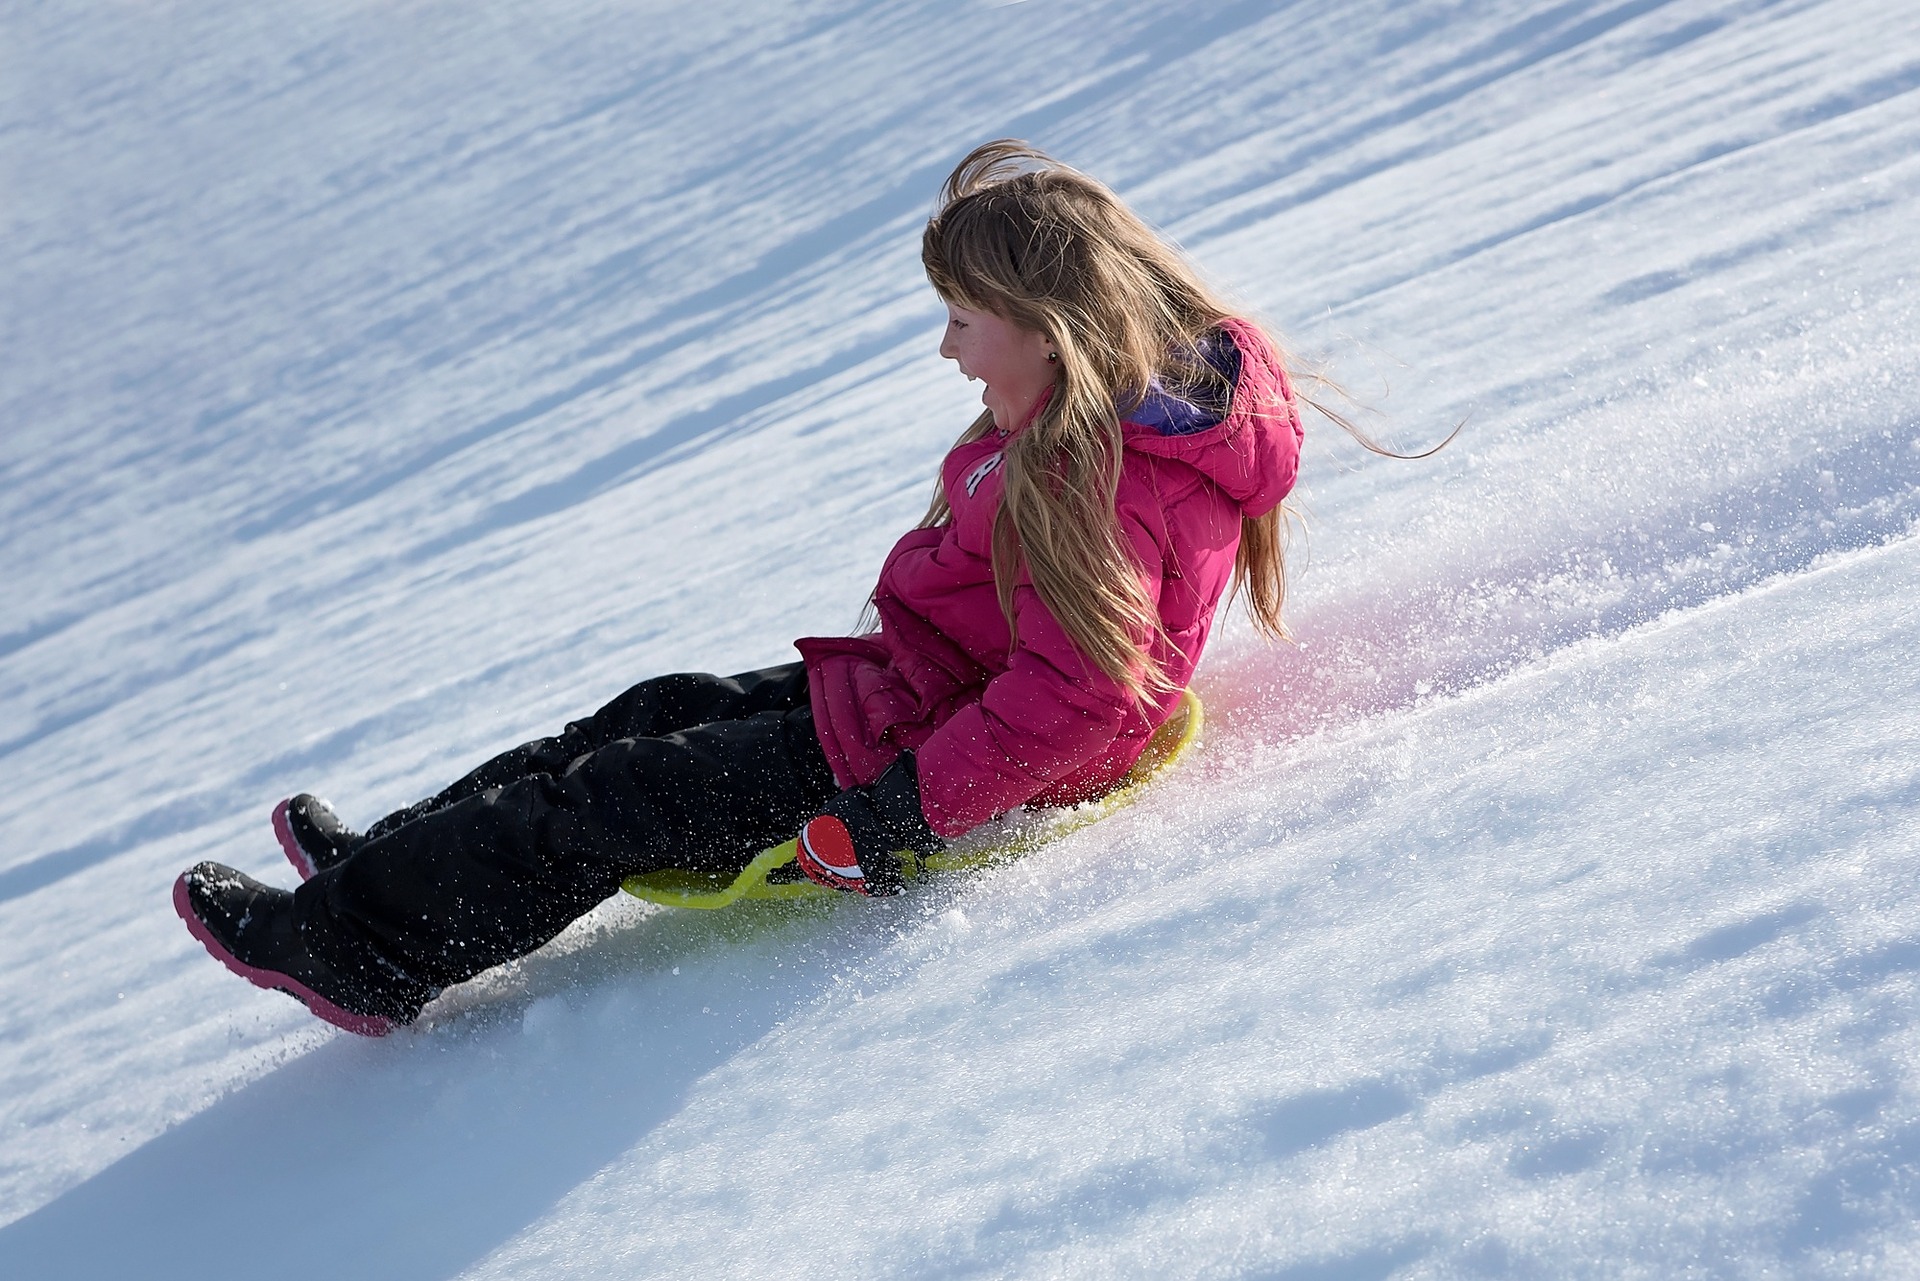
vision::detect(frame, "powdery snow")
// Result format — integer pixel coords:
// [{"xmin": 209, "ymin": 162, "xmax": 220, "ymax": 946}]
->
[{"xmin": 2, "ymin": 1, "xmax": 1917, "ymax": 1277}]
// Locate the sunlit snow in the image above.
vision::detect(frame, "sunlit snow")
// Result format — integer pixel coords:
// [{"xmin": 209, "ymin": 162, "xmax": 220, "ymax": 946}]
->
[{"xmin": 2, "ymin": 1, "xmax": 1917, "ymax": 1277}]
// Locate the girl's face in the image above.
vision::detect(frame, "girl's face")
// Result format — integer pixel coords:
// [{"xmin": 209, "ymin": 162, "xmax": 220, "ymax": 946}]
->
[{"xmin": 939, "ymin": 301, "xmax": 1058, "ymax": 431}]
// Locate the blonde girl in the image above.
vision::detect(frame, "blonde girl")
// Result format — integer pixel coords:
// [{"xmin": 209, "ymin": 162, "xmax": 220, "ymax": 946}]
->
[{"xmin": 175, "ymin": 140, "xmax": 1305, "ymax": 1036}]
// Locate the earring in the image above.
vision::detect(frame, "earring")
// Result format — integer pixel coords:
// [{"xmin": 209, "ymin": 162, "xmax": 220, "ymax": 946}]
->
[{"xmin": 1046, "ymin": 351, "xmax": 1059, "ymax": 363}]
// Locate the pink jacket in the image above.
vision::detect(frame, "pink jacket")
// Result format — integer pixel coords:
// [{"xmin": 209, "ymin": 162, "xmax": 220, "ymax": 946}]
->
[{"xmin": 797, "ymin": 317, "xmax": 1301, "ymax": 837}]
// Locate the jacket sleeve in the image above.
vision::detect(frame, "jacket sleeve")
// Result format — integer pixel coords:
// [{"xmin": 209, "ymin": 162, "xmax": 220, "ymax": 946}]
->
[{"xmin": 911, "ymin": 511, "xmax": 1165, "ymax": 837}]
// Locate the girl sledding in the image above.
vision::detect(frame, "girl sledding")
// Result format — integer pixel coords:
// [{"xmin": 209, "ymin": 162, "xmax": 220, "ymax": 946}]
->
[{"xmin": 175, "ymin": 139, "xmax": 1306, "ymax": 1035}]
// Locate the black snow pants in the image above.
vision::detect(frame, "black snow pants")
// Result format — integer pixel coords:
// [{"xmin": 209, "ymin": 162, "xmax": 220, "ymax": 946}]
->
[{"xmin": 291, "ymin": 662, "xmax": 839, "ymax": 1013}]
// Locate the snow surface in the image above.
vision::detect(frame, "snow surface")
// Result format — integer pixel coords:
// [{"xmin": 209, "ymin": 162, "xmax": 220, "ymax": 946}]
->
[{"xmin": 3, "ymin": 0, "xmax": 1918, "ymax": 1276}]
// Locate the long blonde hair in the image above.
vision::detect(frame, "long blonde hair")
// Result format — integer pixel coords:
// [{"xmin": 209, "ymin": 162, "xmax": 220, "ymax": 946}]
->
[{"xmin": 920, "ymin": 140, "xmax": 1293, "ymax": 702}]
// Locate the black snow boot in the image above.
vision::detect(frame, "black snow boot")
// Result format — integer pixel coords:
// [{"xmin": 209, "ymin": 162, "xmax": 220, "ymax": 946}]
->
[
  {"xmin": 174, "ymin": 861, "xmax": 430, "ymax": 1036},
  {"xmin": 273, "ymin": 794, "xmax": 362, "ymax": 880}
]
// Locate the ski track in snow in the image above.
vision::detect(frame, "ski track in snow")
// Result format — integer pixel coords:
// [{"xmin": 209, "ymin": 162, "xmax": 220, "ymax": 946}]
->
[{"xmin": 2, "ymin": 0, "xmax": 1918, "ymax": 1276}]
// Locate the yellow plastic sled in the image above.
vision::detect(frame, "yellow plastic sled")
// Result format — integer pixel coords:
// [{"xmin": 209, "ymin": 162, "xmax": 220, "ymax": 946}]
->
[{"xmin": 621, "ymin": 688, "xmax": 1204, "ymax": 909}]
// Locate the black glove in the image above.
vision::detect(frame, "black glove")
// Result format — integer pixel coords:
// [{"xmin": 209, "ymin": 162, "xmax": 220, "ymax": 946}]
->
[{"xmin": 794, "ymin": 752, "xmax": 943, "ymax": 896}]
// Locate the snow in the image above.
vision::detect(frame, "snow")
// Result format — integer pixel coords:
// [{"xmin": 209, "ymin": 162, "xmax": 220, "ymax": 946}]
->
[{"xmin": 2, "ymin": 0, "xmax": 1917, "ymax": 1276}]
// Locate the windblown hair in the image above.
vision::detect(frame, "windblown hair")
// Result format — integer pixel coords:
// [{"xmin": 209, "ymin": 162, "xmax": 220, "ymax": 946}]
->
[{"xmin": 919, "ymin": 139, "xmax": 1295, "ymax": 702}]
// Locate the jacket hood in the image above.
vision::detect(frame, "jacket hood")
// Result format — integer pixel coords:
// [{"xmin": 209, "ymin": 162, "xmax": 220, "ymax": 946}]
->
[{"xmin": 1120, "ymin": 317, "xmax": 1302, "ymax": 518}]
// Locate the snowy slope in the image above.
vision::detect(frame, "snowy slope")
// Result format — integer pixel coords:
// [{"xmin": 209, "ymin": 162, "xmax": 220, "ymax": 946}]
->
[{"xmin": 2, "ymin": 0, "xmax": 1918, "ymax": 1277}]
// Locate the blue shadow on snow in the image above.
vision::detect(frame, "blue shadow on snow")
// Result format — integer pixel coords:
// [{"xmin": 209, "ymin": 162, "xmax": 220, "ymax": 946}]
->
[{"xmin": 0, "ymin": 902, "xmax": 848, "ymax": 1281}]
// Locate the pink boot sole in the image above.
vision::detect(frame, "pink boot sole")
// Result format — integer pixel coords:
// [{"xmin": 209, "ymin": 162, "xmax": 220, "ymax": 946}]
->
[{"xmin": 271, "ymin": 798, "xmax": 320, "ymax": 882}]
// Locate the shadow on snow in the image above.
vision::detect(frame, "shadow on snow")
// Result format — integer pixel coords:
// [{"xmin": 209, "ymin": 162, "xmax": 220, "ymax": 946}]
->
[{"xmin": 0, "ymin": 898, "xmax": 858, "ymax": 1281}]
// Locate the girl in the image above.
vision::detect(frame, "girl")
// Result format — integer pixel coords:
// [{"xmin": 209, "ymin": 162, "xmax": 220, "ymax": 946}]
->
[{"xmin": 174, "ymin": 140, "xmax": 1306, "ymax": 1036}]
